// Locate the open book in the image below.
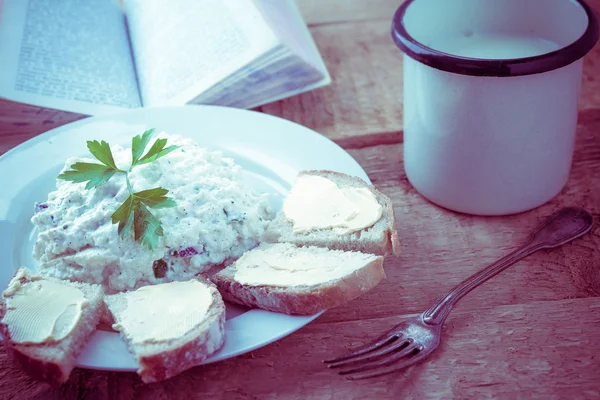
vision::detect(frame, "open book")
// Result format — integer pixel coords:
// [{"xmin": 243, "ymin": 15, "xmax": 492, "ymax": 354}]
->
[{"xmin": 0, "ymin": 0, "xmax": 330, "ymax": 115}]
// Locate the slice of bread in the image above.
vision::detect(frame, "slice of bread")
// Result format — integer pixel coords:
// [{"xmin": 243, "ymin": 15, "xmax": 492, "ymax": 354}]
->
[
  {"xmin": 263, "ymin": 170, "xmax": 401, "ymax": 257},
  {"xmin": 212, "ymin": 243, "xmax": 386, "ymax": 315},
  {"xmin": 104, "ymin": 278, "xmax": 225, "ymax": 383},
  {"xmin": 0, "ymin": 267, "xmax": 104, "ymax": 386}
]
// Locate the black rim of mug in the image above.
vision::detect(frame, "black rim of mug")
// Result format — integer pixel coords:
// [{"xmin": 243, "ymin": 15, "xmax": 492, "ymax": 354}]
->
[{"xmin": 391, "ymin": 0, "xmax": 600, "ymax": 77}]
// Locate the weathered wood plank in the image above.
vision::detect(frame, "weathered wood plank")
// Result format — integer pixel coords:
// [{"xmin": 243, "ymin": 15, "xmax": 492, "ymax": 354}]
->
[
  {"xmin": 0, "ymin": 103, "xmax": 85, "ymax": 155},
  {"xmin": 3, "ymin": 297, "xmax": 598, "ymax": 399},
  {"xmin": 297, "ymin": 0, "xmax": 402, "ymax": 25}
]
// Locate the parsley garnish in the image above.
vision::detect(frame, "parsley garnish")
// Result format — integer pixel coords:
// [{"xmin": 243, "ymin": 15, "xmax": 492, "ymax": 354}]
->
[{"xmin": 57, "ymin": 129, "xmax": 179, "ymax": 250}]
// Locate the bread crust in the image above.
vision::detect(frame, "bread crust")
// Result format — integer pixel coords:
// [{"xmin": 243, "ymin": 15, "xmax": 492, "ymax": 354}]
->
[
  {"xmin": 263, "ymin": 170, "xmax": 401, "ymax": 257},
  {"xmin": 0, "ymin": 267, "xmax": 103, "ymax": 386},
  {"xmin": 105, "ymin": 278, "xmax": 226, "ymax": 384},
  {"xmin": 137, "ymin": 288, "xmax": 225, "ymax": 383},
  {"xmin": 0, "ymin": 325, "xmax": 69, "ymax": 385},
  {"xmin": 212, "ymin": 255, "xmax": 386, "ymax": 315}
]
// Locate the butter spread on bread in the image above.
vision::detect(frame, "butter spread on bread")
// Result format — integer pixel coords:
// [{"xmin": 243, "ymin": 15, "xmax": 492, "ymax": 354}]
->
[
  {"xmin": 282, "ymin": 174, "xmax": 382, "ymax": 234},
  {"xmin": 233, "ymin": 243, "xmax": 380, "ymax": 286},
  {"xmin": 0, "ymin": 267, "xmax": 104, "ymax": 386},
  {"xmin": 2, "ymin": 273, "xmax": 88, "ymax": 344},
  {"xmin": 104, "ymin": 278, "xmax": 226, "ymax": 383},
  {"xmin": 111, "ymin": 280, "xmax": 213, "ymax": 344},
  {"xmin": 263, "ymin": 170, "xmax": 401, "ymax": 257},
  {"xmin": 213, "ymin": 243, "xmax": 386, "ymax": 315}
]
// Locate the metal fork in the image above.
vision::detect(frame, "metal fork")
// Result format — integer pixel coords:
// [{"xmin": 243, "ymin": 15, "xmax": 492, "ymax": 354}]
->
[{"xmin": 323, "ymin": 207, "xmax": 594, "ymax": 380}]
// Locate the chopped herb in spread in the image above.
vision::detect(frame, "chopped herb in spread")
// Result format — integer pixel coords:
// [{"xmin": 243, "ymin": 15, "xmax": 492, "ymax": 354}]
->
[{"xmin": 152, "ymin": 259, "xmax": 168, "ymax": 278}]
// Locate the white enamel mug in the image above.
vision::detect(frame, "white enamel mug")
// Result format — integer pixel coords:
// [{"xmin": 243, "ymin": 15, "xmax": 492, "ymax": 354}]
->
[{"xmin": 392, "ymin": 0, "xmax": 599, "ymax": 215}]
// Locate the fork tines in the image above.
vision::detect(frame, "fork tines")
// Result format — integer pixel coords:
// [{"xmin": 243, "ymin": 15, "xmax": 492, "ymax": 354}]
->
[{"xmin": 323, "ymin": 334, "xmax": 424, "ymax": 380}]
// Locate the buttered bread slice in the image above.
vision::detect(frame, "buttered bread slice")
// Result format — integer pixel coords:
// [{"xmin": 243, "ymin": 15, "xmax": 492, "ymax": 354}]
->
[
  {"xmin": 0, "ymin": 267, "xmax": 104, "ymax": 385},
  {"xmin": 263, "ymin": 170, "xmax": 401, "ymax": 257},
  {"xmin": 212, "ymin": 243, "xmax": 386, "ymax": 315},
  {"xmin": 104, "ymin": 278, "xmax": 225, "ymax": 383}
]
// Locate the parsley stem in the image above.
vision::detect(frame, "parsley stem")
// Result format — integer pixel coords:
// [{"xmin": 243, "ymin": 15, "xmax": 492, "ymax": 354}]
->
[
  {"xmin": 60, "ymin": 131, "xmax": 177, "ymax": 251},
  {"xmin": 125, "ymin": 174, "xmax": 133, "ymax": 195}
]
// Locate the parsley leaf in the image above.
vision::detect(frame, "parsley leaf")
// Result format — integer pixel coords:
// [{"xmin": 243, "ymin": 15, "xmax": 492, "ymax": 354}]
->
[
  {"xmin": 87, "ymin": 140, "xmax": 121, "ymax": 171},
  {"xmin": 131, "ymin": 129, "xmax": 179, "ymax": 167},
  {"xmin": 111, "ymin": 194, "xmax": 136, "ymax": 238},
  {"xmin": 131, "ymin": 129, "xmax": 155, "ymax": 166},
  {"xmin": 134, "ymin": 203, "xmax": 164, "ymax": 250},
  {"xmin": 57, "ymin": 162, "xmax": 118, "ymax": 190},
  {"xmin": 137, "ymin": 138, "xmax": 179, "ymax": 166},
  {"xmin": 58, "ymin": 140, "xmax": 122, "ymax": 189},
  {"xmin": 58, "ymin": 129, "xmax": 178, "ymax": 251},
  {"xmin": 111, "ymin": 188, "xmax": 176, "ymax": 250},
  {"xmin": 134, "ymin": 188, "xmax": 177, "ymax": 209}
]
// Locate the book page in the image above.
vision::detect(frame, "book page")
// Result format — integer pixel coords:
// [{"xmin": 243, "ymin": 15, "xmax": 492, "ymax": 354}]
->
[
  {"xmin": 255, "ymin": 0, "xmax": 330, "ymax": 85},
  {"xmin": 190, "ymin": 0, "xmax": 330, "ymax": 109},
  {"xmin": 192, "ymin": 47, "xmax": 327, "ymax": 109},
  {"xmin": 124, "ymin": 0, "xmax": 279, "ymax": 107},
  {"xmin": 0, "ymin": 0, "xmax": 141, "ymax": 115},
  {"xmin": 255, "ymin": 0, "xmax": 329, "ymax": 80}
]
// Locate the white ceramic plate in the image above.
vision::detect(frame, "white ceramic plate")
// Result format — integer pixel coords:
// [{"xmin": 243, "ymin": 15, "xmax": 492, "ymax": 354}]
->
[{"xmin": 0, "ymin": 105, "xmax": 371, "ymax": 371}]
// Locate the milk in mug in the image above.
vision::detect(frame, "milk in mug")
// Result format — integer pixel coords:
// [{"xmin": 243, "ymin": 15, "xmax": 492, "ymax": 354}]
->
[{"xmin": 428, "ymin": 32, "xmax": 560, "ymax": 59}]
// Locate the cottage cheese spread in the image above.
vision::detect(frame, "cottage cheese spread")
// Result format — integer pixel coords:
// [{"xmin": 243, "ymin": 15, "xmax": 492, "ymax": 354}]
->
[
  {"xmin": 32, "ymin": 133, "xmax": 274, "ymax": 293},
  {"xmin": 111, "ymin": 280, "xmax": 213, "ymax": 344},
  {"xmin": 2, "ymin": 276, "xmax": 87, "ymax": 344},
  {"xmin": 282, "ymin": 175, "xmax": 382, "ymax": 235}
]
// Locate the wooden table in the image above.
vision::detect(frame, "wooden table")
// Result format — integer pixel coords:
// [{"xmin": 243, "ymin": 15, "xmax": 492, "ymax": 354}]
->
[{"xmin": 1, "ymin": 1, "xmax": 600, "ymax": 399}]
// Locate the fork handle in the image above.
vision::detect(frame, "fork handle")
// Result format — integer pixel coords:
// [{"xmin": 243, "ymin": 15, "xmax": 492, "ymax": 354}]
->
[{"xmin": 422, "ymin": 239, "xmax": 542, "ymax": 326}]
